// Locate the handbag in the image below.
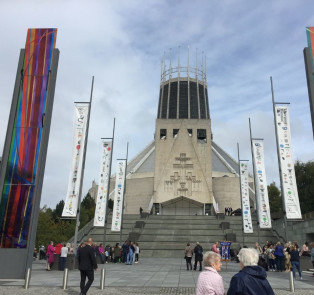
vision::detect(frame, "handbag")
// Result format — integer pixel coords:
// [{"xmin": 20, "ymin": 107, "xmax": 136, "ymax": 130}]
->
[{"xmin": 184, "ymin": 255, "xmax": 187, "ymax": 259}]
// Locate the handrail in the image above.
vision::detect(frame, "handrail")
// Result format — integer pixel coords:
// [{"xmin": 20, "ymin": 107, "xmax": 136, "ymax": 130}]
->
[{"xmin": 147, "ymin": 194, "xmax": 154, "ymax": 214}]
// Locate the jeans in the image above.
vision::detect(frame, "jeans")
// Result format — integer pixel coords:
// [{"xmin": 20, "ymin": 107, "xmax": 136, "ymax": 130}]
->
[
  {"xmin": 80, "ymin": 269, "xmax": 94, "ymax": 294},
  {"xmin": 127, "ymin": 251, "xmax": 134, "ymax": 264},
  {"xmin": 275, "ymin": 255, "xmax": 284, "ymax": 271},
  {"xmin": 186, "ymin": 257, "xmax": 192, "ymax": 270},
  {"xmin": 269, "ymin": 259, "xmax": 276, "ymax": 270},
  {"xmin": 194, "ymin": 259, "xmax": 202, "ymax": 271},
  {"xmin": 59, "ymin": 257, "xmax": 67, "ymax": 270},
  {"xmin": 291, "ymin": 261, "xmax": 302, "ymax": 278}
]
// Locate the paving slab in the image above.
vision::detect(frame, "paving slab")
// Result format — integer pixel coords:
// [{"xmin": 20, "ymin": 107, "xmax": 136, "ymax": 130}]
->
[{"xmin": 0, "ymin": 258, "xmax": 313, "ymax": 294}]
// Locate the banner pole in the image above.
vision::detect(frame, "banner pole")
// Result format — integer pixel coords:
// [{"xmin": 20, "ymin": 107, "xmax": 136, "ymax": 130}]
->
[
  {"xmin": 249, "ymin": 118, "xmax": 260, "ymax": 245},
  {"xmin": 103, "ymin": 118, "xmax": 116, "ymax": 248},
  {"xmin": 270, "ymin": 76, "xmax": 288, "ymax": 242},
  {"xmin": 237, "ymin": 143, "xmax": 245, "ymax": 247},
  {"xmin": 73, "ymin": 76, "xmax": 94, "ymax": 268},
  {"xmin": 119, "ymin": 142, "xmax": 129, "ymax": 245}
]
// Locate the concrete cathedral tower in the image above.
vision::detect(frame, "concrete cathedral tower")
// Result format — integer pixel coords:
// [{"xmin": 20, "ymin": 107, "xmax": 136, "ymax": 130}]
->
[{"xmin": 153, "ymin": 48, "xmax": 213, "ymax": 215}]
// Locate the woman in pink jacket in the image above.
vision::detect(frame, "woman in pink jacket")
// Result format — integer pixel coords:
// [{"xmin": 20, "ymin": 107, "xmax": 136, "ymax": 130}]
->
[
  {"xmin": 196, "ymin": 251, "xmax": 224, "ymax": 295},
  {"xmin": 46, "ymin": 241, "xmax": 55, "ymax": 271}
]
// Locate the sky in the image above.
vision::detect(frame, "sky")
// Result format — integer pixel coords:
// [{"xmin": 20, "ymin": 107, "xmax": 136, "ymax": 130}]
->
[{"xmin": 0, "ymin": 0, "xmax": 313, "ymax": 209}]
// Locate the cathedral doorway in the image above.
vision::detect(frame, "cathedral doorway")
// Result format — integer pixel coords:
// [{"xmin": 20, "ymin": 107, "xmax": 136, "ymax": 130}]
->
[{"xmin": 161, "ymin": 196, "xmax": 203, "ymax": 215}]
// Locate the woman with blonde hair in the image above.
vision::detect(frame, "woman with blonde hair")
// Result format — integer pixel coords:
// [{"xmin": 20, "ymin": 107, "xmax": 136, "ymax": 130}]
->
[
  {"xmin": 196, "ymin": 251, "xmax": 224, "ymax": 295},
  {"xmin": 290, "ymin": 245, "xmax": 302, "ymax": 280}
]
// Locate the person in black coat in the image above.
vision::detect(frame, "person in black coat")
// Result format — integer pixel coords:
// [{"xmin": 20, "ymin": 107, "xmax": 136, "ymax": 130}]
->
[
  {"xmin": 193, "ymin": 242, "xmax": 203, "ymax": 271},
  {"xmin": 78, "ymin": 238, "xmax": 98, "ymax": 295},
  {"xmin": 227, "ymin": 248, "xmax": 274, "ymax": 295}
]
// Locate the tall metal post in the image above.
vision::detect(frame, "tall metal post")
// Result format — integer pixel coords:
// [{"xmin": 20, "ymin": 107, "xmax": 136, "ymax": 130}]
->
[
  {"xmin": 237, "ymin": 143, "xmax": 245, "ymax": 247},
  {"xmin": 249, "ymin": 118, "xmax": 260, "ymax": 245},
  {"xmin": 270, "ymin": 76, "xmax": 288, "ymax": 242},
  {"xmin": 119, "ymin": 143, "xmax": 129, "ymax": 245},
  {"xmin": 73, "ymin": 76, "xmax": 94, "ymax": 267},
  {"xmin": 103, "ymin": 118, "xmax": 116, "ymax": 247}
]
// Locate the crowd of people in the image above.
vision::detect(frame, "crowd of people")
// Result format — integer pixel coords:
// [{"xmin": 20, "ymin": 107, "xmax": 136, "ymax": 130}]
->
[
  {"xmin": 254, "ymin": 240, "xmax": 314, "ymax": 279},
  {"xmin": 41, "ymin": 239, "xmax": 141, "ymax": 271},
  {"xmin": 224, "ymin": 207, "xmax": 233, "ymax": 216}
]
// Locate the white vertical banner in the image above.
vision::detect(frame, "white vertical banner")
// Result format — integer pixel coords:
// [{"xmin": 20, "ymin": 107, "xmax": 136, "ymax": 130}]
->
[
  {"xmin": 93, "ymin": 141, "xmax": 112, "ymax": 226},
  {"xmin": 111, "ymin": 160, "xmax": 127, "ymax": 231},
  {"xmin": 240, "ymin": 161, "xmax": 253, "ymax": 233},
  {"xmin": 275, "ymin": 106, "xmax": 302, "ymax": 219},
  {"xmin": 252, "ymin": 140, "xmax": 272, "ymax": 228},
  {"xmin": 62, "ymin": 105, "xmax": 89, "ymax": 217}
]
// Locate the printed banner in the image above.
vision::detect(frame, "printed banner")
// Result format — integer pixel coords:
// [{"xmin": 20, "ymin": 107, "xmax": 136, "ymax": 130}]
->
[
  {"xmin": 306, "ymin": 27, "xmax": 314, "ymax": 71},
  {"xmin": 111, "ymin": 160, "xmax": 127, "ymax": 231},
  {"xmin": 252, "ymin": 139, "xmax": 272, "ymax": 228},
  {"xmin": 94, "ymin": 141, "xmax": 112, "ymax": 226},
  {"xmin": 62, "ymin": 104, "xmax": 89, "ymax": 217},
  {"xmin": 240, "ymin": 161, "xmax": 253, "ymax": 233},
  {"xmin": 220, "ymin": 241, "xmax": 231, "ymax": 260},
  {"xmin": 275, "ymin": 106, "xmax": 302, "ymax": 219}
]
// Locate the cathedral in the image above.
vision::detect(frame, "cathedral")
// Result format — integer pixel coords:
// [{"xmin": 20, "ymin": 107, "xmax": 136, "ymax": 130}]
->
[{"xmin": 91, "ymin": 50, "xmax": 255, "ymax": 216}]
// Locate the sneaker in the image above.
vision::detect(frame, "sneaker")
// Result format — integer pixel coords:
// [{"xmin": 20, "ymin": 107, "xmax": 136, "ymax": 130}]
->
[{"xmin": 300, "ymin": 277, "xmax": 303, "ymax": 280}]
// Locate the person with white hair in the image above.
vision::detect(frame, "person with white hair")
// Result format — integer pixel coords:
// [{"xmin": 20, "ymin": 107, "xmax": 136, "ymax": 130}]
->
[
  {"xmin": 196, "ymin": 251, "xmax": 224, "ymax": 295},
  {"xmin": 227, "ymin": 248, "xmax": 274, "ymax": 295}
]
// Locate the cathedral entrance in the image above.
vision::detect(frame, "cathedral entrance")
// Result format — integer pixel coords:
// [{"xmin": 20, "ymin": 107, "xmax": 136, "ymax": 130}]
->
[{"xmin": 161, "ymin": 196, "xmax": 203, "ymax": 215}]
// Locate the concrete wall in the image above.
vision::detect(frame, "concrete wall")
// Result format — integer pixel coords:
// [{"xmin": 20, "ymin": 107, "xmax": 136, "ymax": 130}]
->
[
  {"xmin": 272, "ymin": 217, "xmax": 314, "ymax": 244},
  {"xmin": 154, "ymin": 119, "xmax": 213, "ymax": 205},
  {"xmin": 212, "ymin": 177, "xmax": 241, "ymax": 212}
]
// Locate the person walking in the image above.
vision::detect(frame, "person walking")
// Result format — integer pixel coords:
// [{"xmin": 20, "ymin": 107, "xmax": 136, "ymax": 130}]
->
[
  {"xmin": 290, "ymin": 245, "xmax": 302, "ymax": 280},
  {"xmin": 114, "ymin": 243, "xmax": 121, "ymax": 263},
  {"xmin": 196, "ymin": 251, "xmax": 224, "ymax": 295},
  {"xmin": 46, "ymin": 241, "xmax": 55, "ymax": 271},
  {"xmin": 134, "ymin": 243, "xmax": 140, "ymax": 263},
  {"xmin": 59, "ymin": 243, "xmax": 68, "ymax": 271},
  {"xmin": 78, "ymin": 237, "xmax": 98, "ymax": 295},
  {"xmin": 184, "ymin": 243, "xmax": 193, "ymax": 270},
  {"xmin": 98, "ymin": 243, "xmax": 105, "ymax": 264},
  {"xmin": 127, "ymin": 241, "xmax": 135, "ymax": 265},
  {"xmin": 194, "ymin": 242, "xmax": 203, "ymax": 271}
]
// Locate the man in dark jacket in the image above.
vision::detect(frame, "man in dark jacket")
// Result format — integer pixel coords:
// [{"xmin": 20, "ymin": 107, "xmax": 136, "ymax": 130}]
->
[
  {"xmin": 193, "ymin": 242, "xmax": 203, "ymax": 271},
  {"xmin": 227, "ymin": 248, "xmax": 274, "ymax": 295},
  {"xmin": 78, "ymin": 238, "xmax": 98, "ymax": 295}
]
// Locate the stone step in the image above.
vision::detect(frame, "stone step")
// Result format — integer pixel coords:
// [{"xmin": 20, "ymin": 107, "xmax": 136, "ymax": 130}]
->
[
  {"xmin": 144, "ymin": 220, "xmax": 221, "ymax": 225},
  {"xmin": 138, "ymin": 235, "xmax": 226, "ymax": 242},
  {"xmin": 144, "ymin": 224, "xmax": 220, "ymax": 230},
  {"xmin": 149, "ymin": 215, "xmax": 218, "ymax": 220}
]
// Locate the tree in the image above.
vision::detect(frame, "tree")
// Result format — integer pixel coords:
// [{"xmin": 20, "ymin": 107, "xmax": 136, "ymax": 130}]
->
[
  {"xmin": 52, "ymin": 200, "xmax": 65, "ymax": 222},
  {"xmin": 295, "ymin": 160, "xmax": 314, "ymax": 214},
  {"xmin": 267, "ymin": 182, "xmax": 282, "ymax": 213}
]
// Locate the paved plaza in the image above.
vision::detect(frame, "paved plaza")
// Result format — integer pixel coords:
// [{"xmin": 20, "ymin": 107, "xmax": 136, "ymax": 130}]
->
[{"xmin": 0, "ymin": 258, "xmax": 313, "ymax": 294}]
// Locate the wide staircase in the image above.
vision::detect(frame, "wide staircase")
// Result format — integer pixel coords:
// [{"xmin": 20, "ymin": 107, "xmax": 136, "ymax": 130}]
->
[{"xmin": 74, "ymin": 214, "xmax": 280, "ymax": 258}]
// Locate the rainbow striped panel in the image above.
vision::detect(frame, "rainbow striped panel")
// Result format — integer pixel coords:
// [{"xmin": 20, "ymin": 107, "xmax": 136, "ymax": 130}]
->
[
  {"xmin": 0, "ymin": 28, "xmax": 57, "ymax": 248},
  {"xmin": 307, "ymin": 27, "xmax": 314, "ymax": 70}
]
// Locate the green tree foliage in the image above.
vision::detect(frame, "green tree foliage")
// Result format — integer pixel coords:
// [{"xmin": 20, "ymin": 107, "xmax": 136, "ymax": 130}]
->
[
  {"xmin": 267, "ymin": 182, "xmax": 282, "ymax": 213},
  {"xmin": 295, "ymin": 160, "xmax": 314, "ymax": 214},
  {"xmin": 36, "ymin": 193, "xmax": 96, "ymax": 247}
]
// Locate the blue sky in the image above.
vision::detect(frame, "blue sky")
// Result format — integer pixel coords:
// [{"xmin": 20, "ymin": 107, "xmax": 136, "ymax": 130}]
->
[{"xmin": 0, "ymin": 0, "xmax": 313, "ymax": 208}]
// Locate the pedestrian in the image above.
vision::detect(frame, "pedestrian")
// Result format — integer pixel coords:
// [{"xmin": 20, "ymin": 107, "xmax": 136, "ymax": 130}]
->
[
  {"xmin": 60, "ymin": 243, "xmax": 68, "ymax": 271},
  {"xmin": 194, "ymin": 242, "xmax": 203, "ymax": 271},
  {"xmin": 290, "ymin": 244, "xmax": 302, "ymax": 280},
  {"xmin": 267, "ymin": 244, "xmax": 276, "ymax": 271},
  {"xmin": 98, "ymin": 243, "xmax": 105, "ymax": 264},
  {"xmin": 39, "ymin": 245, "xmax": 45, "ymax": 260},
  {"xmin": 211, "ymin": 241, "xmax": 220, "ymax": 253},
  {"xmin": 78, "ymin": 237, "xmax": 98, "ymax": 295},
  {"xmin": 227, "ymin": 248, "xmax": 274, "ymax": 295},
  {"xmin": 122, "ymin": 241, "xmax": 129, "ymax": 263},
  {"xmin": 225, "ymin": 207, "xmax": 228, "ymax": 215},
  {"xmin": 184, "ymin": 243, "xmax": 193, "ymax": 270},
  {"xmin": 114, "ymin": 243, "xmax": 121, "ymax": 263},
  {"xmin": 196, "ymin": 251, "xmax": 224, "ymax": 295},
  {"xmin": 127, "ymin": 241, "xmax": 135, "ymax": 265},
  {"xmin": 140, "ymin": 207, "xmax": 143, "ymax": 216},
  {"xmin": 310, "ymin": 242, "xmax": 314, "ymax": 277},
  {"xmin": 46, "ymin": 241, "xmax": 55, "ymax": 271},
  {"xmin": 301, "ymin": 241, "xmax": 310, "ymax": 257},
  {"xmin": 274, "ymin": 241, "xmax": 284, "ymax": 272},
  {"xmin": 134, "ymin": 243, "xmax": 140, "ymax": 263}
]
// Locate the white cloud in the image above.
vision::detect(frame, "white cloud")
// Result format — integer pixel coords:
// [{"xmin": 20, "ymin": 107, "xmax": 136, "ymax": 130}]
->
[{"xmin": 0, "ymin": 0, "xmax": 313, "ymax": 208}]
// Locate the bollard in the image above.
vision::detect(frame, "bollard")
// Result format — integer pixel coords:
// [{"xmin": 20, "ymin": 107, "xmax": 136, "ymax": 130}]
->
[
  {"xmin": 289, "ymin": 271, "xmax": 295, "ymax": 293},
  {"xmin": 100, "ymin": 268, "xmax": 105, "ymax": 290},
  {"xmin": 24, "ymin": 268, "xmax": 31, "ymax": 289},
  {"xmin": 62, "ymin": 268, "xmax": 69, "ymax": 290}
]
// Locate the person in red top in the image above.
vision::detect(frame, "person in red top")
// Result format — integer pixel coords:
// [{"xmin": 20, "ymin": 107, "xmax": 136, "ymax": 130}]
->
[
  {"xmin": 55, "ymin": 243, "xmax": 63, "ymax": 255},
  {"xmin": 212, "ymin": 242, "xmax": 220, "ymax": 253}
]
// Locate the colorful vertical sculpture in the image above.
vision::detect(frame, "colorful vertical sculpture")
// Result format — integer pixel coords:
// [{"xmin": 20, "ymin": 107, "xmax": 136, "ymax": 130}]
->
[
  {"xmin": 0, "ymin": 29, "xmax": 57, "ymax": 248},
  {"xmin": 306, "ymin": 27, "xmax": 314, "ymax": 69}
]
